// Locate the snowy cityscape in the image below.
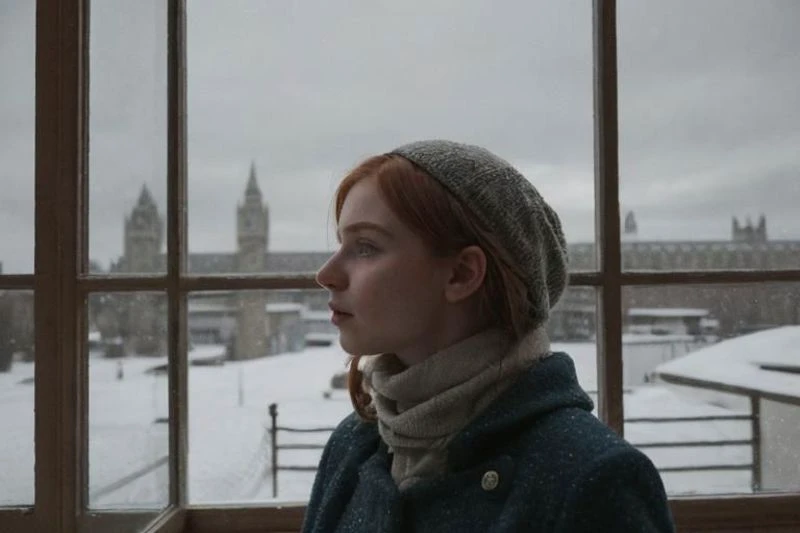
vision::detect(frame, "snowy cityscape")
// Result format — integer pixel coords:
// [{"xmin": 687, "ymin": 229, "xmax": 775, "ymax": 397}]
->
[{"xmin": 2, "ymin": 0, "xmax": 800, "ymax": 524}]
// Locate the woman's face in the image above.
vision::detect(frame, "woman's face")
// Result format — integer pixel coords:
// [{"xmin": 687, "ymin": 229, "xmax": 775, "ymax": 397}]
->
[{"xmin": 316, "ymin": 176, "xmax": 456, "ymax": 363}]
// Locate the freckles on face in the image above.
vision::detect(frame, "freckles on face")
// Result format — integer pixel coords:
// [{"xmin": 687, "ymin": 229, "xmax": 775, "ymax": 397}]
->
[{"xmin": 330, "ymin": 177, "xmax": 450, "ymax": 356}]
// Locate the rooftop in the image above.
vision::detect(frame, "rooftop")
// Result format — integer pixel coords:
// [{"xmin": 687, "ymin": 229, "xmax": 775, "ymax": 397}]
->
[
  {"xmin": 629, "ymin": 308, "xmax": 710, "ymax": 318},
  {"xmin": 657, "ymin": 326, "xmax": 800, "ymax": 404}
]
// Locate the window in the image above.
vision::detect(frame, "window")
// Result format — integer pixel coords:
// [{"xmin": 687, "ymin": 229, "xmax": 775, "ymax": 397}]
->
[{"xmin": 2, "ymin": 0, "xmax": 799, "ymax": 532}]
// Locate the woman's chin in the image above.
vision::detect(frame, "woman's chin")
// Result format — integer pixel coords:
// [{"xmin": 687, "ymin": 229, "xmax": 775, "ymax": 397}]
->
[
  {"xmin": 338, "ymin": 333, "xmax": 383, "ymax": 357},
  {"xmin": 337, "ymin": 333, "xmax": 362, "ymax": 356}
]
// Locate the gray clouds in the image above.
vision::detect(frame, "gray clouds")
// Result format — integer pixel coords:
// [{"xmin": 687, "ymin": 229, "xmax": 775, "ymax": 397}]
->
[
  {"xmin": 617, "ymin": 0, "xmax": 800, "ymax": 239},
  {"xmin": 1, "ymin": 0, "xmax": 799, "ymax": 273}
]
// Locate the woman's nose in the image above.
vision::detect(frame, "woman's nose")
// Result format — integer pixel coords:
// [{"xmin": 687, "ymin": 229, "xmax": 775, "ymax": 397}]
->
[{"xmin": 316, "ymin": 255, "xmax": 345, "ymax": 291}]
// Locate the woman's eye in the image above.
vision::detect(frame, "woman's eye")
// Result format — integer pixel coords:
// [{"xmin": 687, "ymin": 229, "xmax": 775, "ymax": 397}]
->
[{"xmin": 355, "ymin": 242, "xmax": 378, "ymax": 256}]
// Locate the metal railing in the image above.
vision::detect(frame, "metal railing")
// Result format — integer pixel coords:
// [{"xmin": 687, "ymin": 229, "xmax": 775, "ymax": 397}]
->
[
  {"xmin": 268, "ymin": 403, "xmax": 331, "ymax": 498},
  {"xmin": 625, "ymin": 414, "xmax": 757, "ymax": 488}
]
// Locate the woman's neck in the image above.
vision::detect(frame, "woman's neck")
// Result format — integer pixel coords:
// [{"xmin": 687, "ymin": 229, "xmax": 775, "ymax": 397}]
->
[{"xmin": 394, "ymin": 308, "xmax": 492, "ymax": 366}]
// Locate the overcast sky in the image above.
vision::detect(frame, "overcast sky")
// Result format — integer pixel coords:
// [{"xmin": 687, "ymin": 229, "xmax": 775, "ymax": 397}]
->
[{"xmin": 1, "ymin": 0, "xmax": 799, "ymax": 273}]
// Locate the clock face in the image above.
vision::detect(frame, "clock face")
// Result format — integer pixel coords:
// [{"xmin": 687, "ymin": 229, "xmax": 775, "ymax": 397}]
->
[{"xmin": 244, "ymin": 215, "xmax": 259, "ymax": 231}]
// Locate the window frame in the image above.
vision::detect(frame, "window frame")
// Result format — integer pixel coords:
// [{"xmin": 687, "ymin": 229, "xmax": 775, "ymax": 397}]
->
[{"xmin": 1, "ymin": 0, "xmax": 798, "ymax": 531}]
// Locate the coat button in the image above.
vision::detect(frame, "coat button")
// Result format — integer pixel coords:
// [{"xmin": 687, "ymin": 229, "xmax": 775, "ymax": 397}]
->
[{"xmin": 481, "ymin": 470, "xmax": 500, "ymax": 491}]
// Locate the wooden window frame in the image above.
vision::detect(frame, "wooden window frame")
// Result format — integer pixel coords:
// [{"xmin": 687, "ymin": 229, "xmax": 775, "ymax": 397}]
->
[{"xmin": 0, "ymin": 0, "xmax": 798, "ymax": 532}]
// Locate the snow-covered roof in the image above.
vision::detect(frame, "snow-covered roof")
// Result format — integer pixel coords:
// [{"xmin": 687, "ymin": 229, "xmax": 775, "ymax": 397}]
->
[
  {"xmin": 622, "ymin": 333, "xmax": 697, "ymax": 344},
  {"xmin": 656, "ymin": 326, "xmax": 800, "ymax": 404},
  {"xmin": 135, "ymin": 344, "xmax": 228, "ymax": 368},
  {"xmin": 629, "ymin": 308, "xmax": 709, "ymax": 318}
]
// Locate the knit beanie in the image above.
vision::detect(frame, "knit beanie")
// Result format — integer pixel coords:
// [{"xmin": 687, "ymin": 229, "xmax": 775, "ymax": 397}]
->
[{"xmin": 388, "ymin": 140, "xmax": 569, "ymax": 327}]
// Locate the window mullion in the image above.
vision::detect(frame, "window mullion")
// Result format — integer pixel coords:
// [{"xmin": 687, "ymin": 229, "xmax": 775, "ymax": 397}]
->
[
  {"xmin": 592, "ymin": 0, "xmax": 624, "ymax": 435},
  {"xmin": 34, "ymin": 0, "xmax": 87, "ymax": 531},
  {"xmin": 167, "ymin": 0, "xmax": 189, "ymax": 511}
]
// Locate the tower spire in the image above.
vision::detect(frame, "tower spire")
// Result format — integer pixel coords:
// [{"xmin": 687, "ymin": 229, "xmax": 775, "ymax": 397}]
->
[
  {"xmin": 137, "ymin": 183, "xmax": 155, "ymax": 208},
  {"xmin": 245, "ymin": 161, "xmax": 261, "ymax": 198}
]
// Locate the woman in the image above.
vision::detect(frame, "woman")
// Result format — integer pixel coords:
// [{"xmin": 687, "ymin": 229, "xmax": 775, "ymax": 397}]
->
[{"xmin": 303, "ymin": 140, "xmax": 674, "ymax": 532}]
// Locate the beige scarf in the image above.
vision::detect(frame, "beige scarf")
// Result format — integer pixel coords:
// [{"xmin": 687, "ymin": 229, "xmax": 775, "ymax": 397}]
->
[{"xmin": 362, "ymin": 326, "xmax": 551, "ymax": 490}]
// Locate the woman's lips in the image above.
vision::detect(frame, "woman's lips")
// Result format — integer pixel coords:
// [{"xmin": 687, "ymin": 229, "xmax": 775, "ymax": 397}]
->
[
  {"xmin": 329, "ymin": 303, "xmax": 353, "ymax": 325},
  {"xmin": 331, "ymin": 310, "xmax": 353, "ymax": 325}
]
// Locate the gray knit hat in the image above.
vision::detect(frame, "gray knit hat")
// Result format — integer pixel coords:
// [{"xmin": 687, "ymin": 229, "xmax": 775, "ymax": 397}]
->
[{"xmin": 388, "ymin": 140, "xmax": 569, "ymax": 327}]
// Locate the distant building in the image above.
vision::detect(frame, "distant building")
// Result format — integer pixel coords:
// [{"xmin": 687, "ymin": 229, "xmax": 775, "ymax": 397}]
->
[
  {"xmin": 233, "ymin": 164, "xmax": 269, "ymax": 360},
  {"xmin": 622, "ymin": 210, "xmax": 638, "ymax": 242},
  {"xmin": 626, "ymin": 307, "xmax": 719, "ymax": 339},
  {"xmin": 550, "ymin": 286, "xmax": 595, "ymax": 341},
  {"xmin": 732, "ymin": 214, "xmax": 768, "ymax": 244},
  {"xmin": 116, "ymin": 184, "xmax": 166, "ymax": 355},
  {"xmin": 568, "ymin": 212, "xmax": 800, "ymax": 338}
]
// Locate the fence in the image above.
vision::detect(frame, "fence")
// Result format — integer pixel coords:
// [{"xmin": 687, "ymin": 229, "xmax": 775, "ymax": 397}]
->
[
  {"xmin": 267, "ymin": 403, "xmax": 759, "ymax": 498},
  {"xmin": 268, "ymin": 403, "xmax": 332, "ymax": 498},
  {"xmin": 625, "ymin": 413, "xmax": 758, "ymax": 490}
]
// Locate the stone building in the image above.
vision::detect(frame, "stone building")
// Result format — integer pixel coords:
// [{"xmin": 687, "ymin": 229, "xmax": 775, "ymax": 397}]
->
[
  {"xmin": 116, "ymin": 185, "xmax": 166, "ymax": 354},
  {"xmin": 564, "ymin": 212, "xmax": 800, "ymax": 338}
]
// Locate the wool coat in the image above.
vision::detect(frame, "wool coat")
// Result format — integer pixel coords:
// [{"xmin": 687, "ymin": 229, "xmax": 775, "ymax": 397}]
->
[{"xmin": 301, "ymin": 352, "xmax": 675, "ymax": 533}]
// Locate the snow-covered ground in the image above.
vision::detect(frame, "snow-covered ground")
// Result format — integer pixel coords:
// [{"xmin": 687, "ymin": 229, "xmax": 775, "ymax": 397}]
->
[{"xmin": 0, "ymin": 339, "xmax": 780, "ymax": 508}]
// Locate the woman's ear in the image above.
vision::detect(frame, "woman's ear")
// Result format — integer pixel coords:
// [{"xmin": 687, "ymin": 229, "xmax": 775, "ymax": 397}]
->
[{"xmin": 444, "ymin": 245, "xmax": 487, "ymax": 304}]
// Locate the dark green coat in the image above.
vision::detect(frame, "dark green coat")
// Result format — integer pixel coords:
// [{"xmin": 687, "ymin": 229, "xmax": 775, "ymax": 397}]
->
[{"xmin": 302, "ymin": 353, "xmax": 675, "ymax": 532}]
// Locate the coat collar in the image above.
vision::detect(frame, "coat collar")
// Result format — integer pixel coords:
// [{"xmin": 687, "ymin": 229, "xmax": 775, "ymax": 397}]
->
[
  {"xmin": 446, "ymin": 352, "xmax": 594, "ymax": 470},
  {"xmin": 350, "ymin": 352, "xmax": 593, "ymax": 474}
]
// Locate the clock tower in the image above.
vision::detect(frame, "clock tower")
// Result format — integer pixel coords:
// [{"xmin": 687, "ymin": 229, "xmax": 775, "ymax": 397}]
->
[
  {"xmin": 234, "ymin": 163, "xmax": 269, "ymax": 359},
  {"xmin": 122, "ymin": 185, "xmax": 165, "ymax": 354}
]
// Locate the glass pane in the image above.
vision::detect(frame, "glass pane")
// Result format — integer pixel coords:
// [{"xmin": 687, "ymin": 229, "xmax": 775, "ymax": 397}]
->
[
  {"xmin": 89, "ymin": 0, "xmax": 168, "ymax": 275},
  {"xmin": 187, "ymin": 288, "xmax": 342, "ymax": 504},
  {"xmin": 619, "ymin": 0, "xmax": 800, "ymax": 270},
  {"xmin": 187, "ymin": 0, "xmax": 596, "ymax": 274},
  {"xmin": 0, "ymin": 290, "xmax": 34, "ymax": 506},
  {"xmin": 551, "ymin": 286, "xmax": 599, "ymax": 405},
  {"xmin": 0, "ymin": 1, "xmax": 35, "ymax": 274},
  {"xmin": 624, "ymin": 283, "xmax": 800, "ymax": 496},
  {"xmin": 86, "ymin": 292, "xmax": 169, "ymax": 522}
]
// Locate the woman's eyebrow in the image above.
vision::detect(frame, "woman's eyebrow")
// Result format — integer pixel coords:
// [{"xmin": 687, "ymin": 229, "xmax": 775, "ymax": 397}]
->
[{"xmin": 337, "ymin": 221, "xmax": 394, "ymax": 239}]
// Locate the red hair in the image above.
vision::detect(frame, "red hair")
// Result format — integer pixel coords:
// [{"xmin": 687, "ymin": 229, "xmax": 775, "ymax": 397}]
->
[{"xmin": 335, "ymin": 155, "xmax": 532, "ymax": 421}]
